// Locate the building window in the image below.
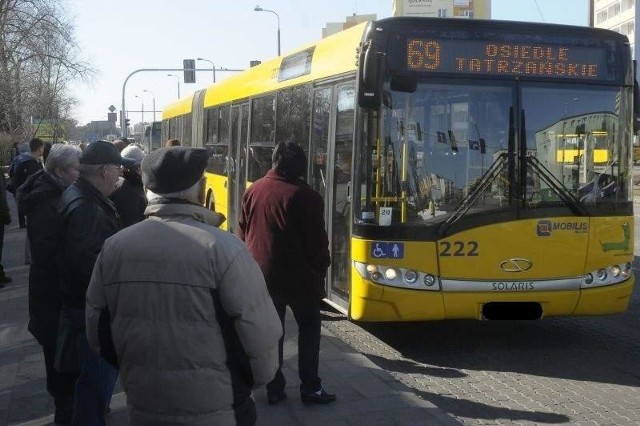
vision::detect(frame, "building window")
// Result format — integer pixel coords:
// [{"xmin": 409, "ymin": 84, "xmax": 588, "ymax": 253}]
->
[
  {"xmin": 597, "ymin": 10, "xmax": 607, "ymax": 24},
  {"xmin": 621, "ymin": 20, "xmax": 634, "ymax": 36},
  {"xmin": 607, "ymin": 2, "xmax": 621, "ymax": 18}
]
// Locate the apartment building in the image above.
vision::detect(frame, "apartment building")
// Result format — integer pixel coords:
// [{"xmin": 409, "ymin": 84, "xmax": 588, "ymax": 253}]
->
[{"xmin": 591, "ymin": 0, "xmax": 638, "ymax": 62}]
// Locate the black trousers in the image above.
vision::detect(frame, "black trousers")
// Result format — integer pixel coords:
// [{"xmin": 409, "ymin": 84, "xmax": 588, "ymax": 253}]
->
[
  {"xmin": 266, "ymin": 299, "xmax": 321, "ymax": 395},
  {"xmin": 17, "ymin": 206, "xmax": 26, "ymax": 228},
  {"xmin": 42, "ymin": 337, "xmax": 77, "ymax": 398},
  {"xmin": 0, "ymin": 224, "xmax": 4, "ymax": 276}
]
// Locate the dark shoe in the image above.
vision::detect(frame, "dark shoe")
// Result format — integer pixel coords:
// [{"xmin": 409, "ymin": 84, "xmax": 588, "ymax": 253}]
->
[
  {"xmin": 0, "ymin": 275, "xmax": 11, "ymax": 284},
  {"xmin": 268, "ymin": 390, "xmax": 287, "ymax": 405},
  {"xmin": 301, "ymin": 388, "xmax": 336, "ymax": 404}
]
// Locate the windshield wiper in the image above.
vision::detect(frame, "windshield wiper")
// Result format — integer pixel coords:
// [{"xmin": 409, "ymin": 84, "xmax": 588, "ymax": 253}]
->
[
  {"xmin": 438, "ymin": 107, "xmax": 517, "ymax": 237},
  {"xmin": 520, "ymin": 110, "xmax": 587, "ymax": 216},
  {"xmin": 526, "ymin": 156, "xmax": 588, "ymax": 215},
  {"xmin": 438, "ymin": 152, "xmax": 508, "ymax": 236}
]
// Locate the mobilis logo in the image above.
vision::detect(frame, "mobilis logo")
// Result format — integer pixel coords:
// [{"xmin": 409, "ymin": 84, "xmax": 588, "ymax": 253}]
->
[
  {"xmin": 537, "ymin": 220, "xmax": 552, "ymax": 236},
  {"xmin": 537, "ymin": 220, "xmax": 588, "ymax": 236}
]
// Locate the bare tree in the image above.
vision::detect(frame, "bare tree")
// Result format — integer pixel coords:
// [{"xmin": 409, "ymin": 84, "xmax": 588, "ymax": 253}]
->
[{"xmin": 0, "ymin": 0, "xmax": 94, "ymax": 145}]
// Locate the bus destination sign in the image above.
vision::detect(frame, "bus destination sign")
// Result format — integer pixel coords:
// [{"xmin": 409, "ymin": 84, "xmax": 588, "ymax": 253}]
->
[{"xmin": 406, "ymin": 39, "xmax": 609, "ymax": 80}]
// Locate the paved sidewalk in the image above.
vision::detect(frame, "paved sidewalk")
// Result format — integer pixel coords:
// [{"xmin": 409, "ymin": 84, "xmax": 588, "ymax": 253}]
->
[{"xmin": 0, "ymin": 195, "xmax": 459, "ymax": 426}]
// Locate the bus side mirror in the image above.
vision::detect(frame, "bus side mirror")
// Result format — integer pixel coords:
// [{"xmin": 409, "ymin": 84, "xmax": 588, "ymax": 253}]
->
[
  {"xmin": 357, "ymin": 41, "xmax": 385, "ymax": 108},
  {"xmin": 390, "ymin": 71, "xmax": 417, "ymax": 93}
]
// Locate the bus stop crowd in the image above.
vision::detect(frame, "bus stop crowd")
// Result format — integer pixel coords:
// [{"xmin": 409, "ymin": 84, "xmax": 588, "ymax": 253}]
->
[{"xmin": 0, "ymin": 138, "xmax": 336, "ymax": 426}]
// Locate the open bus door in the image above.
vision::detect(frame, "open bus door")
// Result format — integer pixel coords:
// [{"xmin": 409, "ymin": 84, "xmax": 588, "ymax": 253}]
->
[{"xmin": 308, "ymin": 82, "xmax": 355, "ymax": 313}]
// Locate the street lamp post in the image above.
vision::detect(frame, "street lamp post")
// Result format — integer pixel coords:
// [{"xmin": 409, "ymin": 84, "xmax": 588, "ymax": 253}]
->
[
  {"xmin": 143, "ymin": 89, "xmax": 156, "ymax": 122},
  {"xmin": 254, "ymin": 5, "xmax": 280, "ymax": 56},
  {"xmin": 167, "ymin": 74, "xmax": 181, "ymax": 98},
  {"xmin": 134, "ymin": 94, "xmax": 145, "ymax": 126},
  {"xmin": 197, "ymin": 57, "xmax": 216, "ymax": 83}
]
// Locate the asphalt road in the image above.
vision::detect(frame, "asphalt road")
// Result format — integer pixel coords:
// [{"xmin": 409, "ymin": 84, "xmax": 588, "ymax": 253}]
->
[{"xmin": 321, "ymin": 207, "xmax": 640, "ymax": 425}]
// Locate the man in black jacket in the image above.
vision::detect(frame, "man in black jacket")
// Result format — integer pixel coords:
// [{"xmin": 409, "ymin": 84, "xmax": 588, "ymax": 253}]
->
[
  {"xmin": 17, "ymin": 144, "xmax": 82, "ymax": 425},
  {"xmin": 109, "ymin": 145, "xmax": 146, "ymax": 227},
  {"xmin": 0, "ymin": 172, "xmax": 11, "ymax": 287},
  {"xmin": 9, "ymin": 138, "xmax": 44, "ymax": 228},
  {"xmin": 58, "ymin": 140, "xmax": 122, "ymax": 426}
]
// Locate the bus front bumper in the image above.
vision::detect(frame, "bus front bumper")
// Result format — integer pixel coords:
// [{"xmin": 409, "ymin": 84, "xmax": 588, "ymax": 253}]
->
[{"xmin": 349, "ymin": 277, "xmax": 634, "ymax": 322}]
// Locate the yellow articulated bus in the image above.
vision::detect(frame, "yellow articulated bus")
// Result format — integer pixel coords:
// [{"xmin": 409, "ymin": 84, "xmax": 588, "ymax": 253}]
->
[{"xmin": 162, "ymin": 17, "xmax": 637, "ymax": 321}]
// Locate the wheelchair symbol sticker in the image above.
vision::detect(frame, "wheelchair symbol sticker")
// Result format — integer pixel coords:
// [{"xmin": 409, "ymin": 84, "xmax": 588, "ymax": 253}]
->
[{"xmin": 371, "ymin": 242, "xmax": 404, "ymax": 259}]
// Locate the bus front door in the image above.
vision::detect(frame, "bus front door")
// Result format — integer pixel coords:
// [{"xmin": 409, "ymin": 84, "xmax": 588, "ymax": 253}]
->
[
  {"xmin": 328, "ymin": 84, "xmax": 355, "ymax": 310},
  {"xmin": 310, "ymin": 83, "xmax": 354, "ymax": 312}
]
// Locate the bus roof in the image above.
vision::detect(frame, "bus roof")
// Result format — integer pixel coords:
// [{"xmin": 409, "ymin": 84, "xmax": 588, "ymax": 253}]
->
[
  {"xmin": 162, "ymin": 94, "xmax": 194, "ymax": 120},
  {"xmin": 162, "ymin": 21, "xmax": 367, "ymax": 120}
]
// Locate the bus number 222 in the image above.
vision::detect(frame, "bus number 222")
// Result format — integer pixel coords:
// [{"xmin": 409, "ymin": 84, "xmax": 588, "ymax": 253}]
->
[{"xmin": 439, "ymin": 241, "xmax": 479, "ymax": 257}]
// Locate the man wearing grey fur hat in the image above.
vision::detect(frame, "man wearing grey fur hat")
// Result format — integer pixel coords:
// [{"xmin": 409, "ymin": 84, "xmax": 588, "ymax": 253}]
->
[{"xmin": 86, "ymin": 146, "xmax": 282, "ymax": 426}]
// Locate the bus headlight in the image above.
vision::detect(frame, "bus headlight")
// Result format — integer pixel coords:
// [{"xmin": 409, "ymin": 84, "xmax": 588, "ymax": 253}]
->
[
  {"xmin": 353, "ymin": 262, "xmax": 440, "ymax": 291},
  {"xmin": 424, "ymin": 274, "xmax": 436, "ymax": 287},
  {"xmin": 581, "ymin": 263, "xmax": 632, "ymax": 289},
  {"xmin": 404, "ymin": 270, "xmax": 418, "ymax": 283},
  {"xmin": 610, "ymin": 265, "xmax": 621, "ymax": 277},
  {"xmin": 597, "ymin": 269, "xmax": 607, "ymax": 281},
  {"xmin": 385, "ymin": 268, "xmax": 398, "ymax": 280}
]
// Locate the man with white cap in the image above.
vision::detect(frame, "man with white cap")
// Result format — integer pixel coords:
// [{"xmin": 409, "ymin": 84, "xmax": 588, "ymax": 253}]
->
[
  {"xmin": 110, "ymin": 145, "xmax": 147, "ymax": 227},
  {"xmin": 86, "ymin": 147, "xmax": 282, "ymax": 426}
]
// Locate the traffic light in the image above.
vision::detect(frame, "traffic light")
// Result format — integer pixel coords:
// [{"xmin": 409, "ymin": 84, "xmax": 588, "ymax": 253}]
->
[
  {"xmin": 183, "ymin": 59, "xmax": 196, "ymax": 83},
  {"xmin": 124, "ymin": 118, "xmax": 130, "ymax": 129}
]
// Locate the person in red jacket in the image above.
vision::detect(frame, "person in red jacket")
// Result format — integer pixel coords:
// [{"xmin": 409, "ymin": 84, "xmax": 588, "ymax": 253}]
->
[{"xmin": 238, "ymin": 141, "xmax": 335, "ymax": 405}]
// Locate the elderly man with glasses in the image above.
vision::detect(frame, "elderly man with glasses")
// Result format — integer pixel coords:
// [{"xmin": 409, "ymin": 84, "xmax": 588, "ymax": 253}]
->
[
  {"xmin": 57, "ymin": 140, "xmax": 123, "ymax": 426},
  {"xmin": 16, "ymin": 144, "xmax": 82, "ymax": 424}
]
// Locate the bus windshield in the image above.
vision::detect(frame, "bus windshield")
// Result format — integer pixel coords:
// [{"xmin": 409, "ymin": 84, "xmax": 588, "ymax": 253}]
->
[
  {"xmin": 143, "ymin": 121, "xmax": 162, "ymax": 152},
  {"xmin": 356, "ymin": 79, "xmax": 631, "ymax": 226},
  {"xmin": 522, "ymin": 84, "xmax": 629, "ymax": 206}
]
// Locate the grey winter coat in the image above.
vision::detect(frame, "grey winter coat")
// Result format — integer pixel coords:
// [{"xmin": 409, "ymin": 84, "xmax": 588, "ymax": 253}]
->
[{"xmin": 86, "ymin": 200, "xmax": 282, "ymax": 426}]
